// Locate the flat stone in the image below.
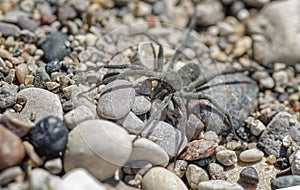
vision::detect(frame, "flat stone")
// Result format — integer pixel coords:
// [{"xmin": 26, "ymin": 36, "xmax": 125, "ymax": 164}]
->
[
  {"xmin": 142, "ymin": 167, "xmax": 188, "ymax": 190},
  {"xmin": 186, "ymin": 114, "xmax": 205, "ymax": 141},
  {"xmin": 186, "ymin": 164, "xmax": 209, "ymax": 190},
  {"xmin": 0, "ymin": 166, "xmax": 24, "ymax": 185},
  {"xmin": 198, "ymin": 180, "xmax": 243, "ymax": 190},
  {"xmin": 64, "ymin": 119, "xmax": 132, "ymax": 180},
  {"xmin": 56, "ymin": 168, "xmax": 105, "ymax": 190},
  {"xmin": 216, "ymin": 150, "xmax": 237, "ymax": 166},
  {"xmin": 0, "ymin": 124, "xmax": 25, "ymax": 170},
  {"xmin": 0, "ymin": 22, "xmax": 21, "ymax": 37},
  {"xmin": 129, "ymin": 136, "xmax": 169, "ymax": 167},
  {"xmin": 180, "ymin": 140, "xmax": 218, "ymax": 161},
  {"xmin": 142, "ymin": 120, "xmax": 187, "ymax": 157},
  {"xmin": 258, "ymin": 112, "xmax": 300, "ymax": 157},
  {"xmin": 0, "ymin": 110, "xmax": 34, "ymax": 137},
  {"xmin": 239, "ymin": 148, "xmax": 264, "ymax": 162},
  {"xmin": 271, "ymin": 175, "xmax": 300, "ymax": 190},
  {"xmin": 63, "ymin": 105, "xmax": 95, "ymax": 129},
  {"xmin": 118, "ymin": 111, "xmax": 144, "ymax": 134},
  {"xmin": 239, "ymin": 167, "xmax": 259, "ymax": 185},
  {"xmin": 131, "ymin": 95, "xmax": 151, "ymax": 115},
  {"xmin": 18, "ymin": 87, "xmax": 63, "ymax": 123},
  {"xmin": 167, "ymin": 160, "xmax": 188, "ymax": 178},
  {"xmin": 97, "ymin": 80, "xmax": 135, "ymax": 120}
]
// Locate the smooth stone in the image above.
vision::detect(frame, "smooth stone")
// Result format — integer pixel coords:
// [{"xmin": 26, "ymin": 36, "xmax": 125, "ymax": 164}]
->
[
  {"xmin": 239, "ymin": 148, "xmax": 264, "ymax": 162},
  {"xmin": 208, "ymin": 163, "xmax": 224, "ymax": 180},
  {"xmin": 0, "ymin": 22, "xmax": 21, "ymax": 37},
  {"xmin": 0, "ymin": 166, "xmax": 24, "ymax": 185},
  {"xmin": 23, "ymin": 141, "xmax": 44, "ymax": 166},
  {"xmin": 29, "ymin": 168, "xmax": 62, "ymax": 190},
  {"xmin": 271, "ymin": 175, "xmax": 300, "ymax": 190},
  {"xmin": 180, "ymin": 140, "xmax": 218, "ymax": 161},
  {"xmin": 56, "ymin": 168, "xmax": 105, "ymax": 190},
  {"xmin": 0, "ymin": 110, "xmax": 34, "ymax": 137},
  {"xmin": 250, "ymin": 119, "xmax": 266, "ymax": 136},
  {"xmin": 64, "ymin": 119, "xmax": 132, "ymax": 180},
  {"xmin": 186, "ymin": 164, "xmax": 209, "ymax": 190},
  {"xmin": 0, "ymin": 124, "xmax": 25, "ymax": 170},
  {"xmin": 131, "ymin": 95, "xmax": 151, "ymax": 115},
  {"xmin": 18, "ymin": 87, "xmax": 63, "ymax": 123},
  {"xmin": 44, "ymin": 158, "xmax": 63, "ymax": 174},
  {"xmin": 196, "ymin": 0, "xmax": 224, "ymax": 26},
  {"xmin": 142, "ymin": 167, "xmax": 188, "ymax": 190},
  {"xmin": 129, "ymin": 136, "xmax": 169, "ymax": 167},
  {"xmin": 0, "ymin": 84, "xmax": 18, "ymax": 109},
  {"xmin": 216, "ymin": 150, "xmax": 237, "ymax": 166},
  {"xmin": 142, "ymin": 120, "xmax": 187, "ymax": 157},
  {"xmin": 15, "ymin": 63, "xmax": 29, "ymax": 84},
  {"xmin": 97, "ymin": 80, "xmax": 135, "ymax": 120},
  {"xmin": 118, "ymin": 111, "xmax": 144, "ymax": 134},
  {"xmin": 198, "ymin": 180, "xmax": 243, "ymax": 190},
  {"xmin": 63, "ymin": 105, "xmax": 95, "ymax": 129},
  {"xmin": 186, "ymin": 114, "xmax": 205, "ymax": 141},
  {"xmin": 239, "ymin": 167, "xmax": 259, "ymax": 185}
]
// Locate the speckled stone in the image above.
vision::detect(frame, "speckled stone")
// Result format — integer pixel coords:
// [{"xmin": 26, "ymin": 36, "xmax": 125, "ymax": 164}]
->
[
  {"xmin": 271, "ymin": 175, "xmax": 300, "ymax": 190},
  {"xmin": 186, "ymin": 164, "xmax": 209, "ymax": 190},
  {"xmin": 198, "ymin": 180, "xmax": 243, "ymax": 190},
  {"xmin": 239, "ymin": 148, "xmax": 264, "ymax": 162},
  {"xmin": 208, "ymin": 163, "xmax": 224, "ymax": 180},
  {"xmin": 216, "ymin": 150, "xmax": 237, "ymax": 166},
  {"xmin": 118, "ymin": 111, "xmax": 144, "ymax": 134},
  {"xmin": 180, "ymin": 140, "xmax": 218, "ymax": 161},
  {"xmin": 239, "ymin": 167, "xmax": 259, "ymax": 185},
  {"xmin": 131, "ymin": 95, "xmax": 151, "ymax": 115},
  {"xmin": 63, "ymin": 105, "xmax": 95, "ymax": 129}
]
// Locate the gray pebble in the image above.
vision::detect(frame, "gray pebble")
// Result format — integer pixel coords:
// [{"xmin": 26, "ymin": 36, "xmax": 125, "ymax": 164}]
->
[
  {"xmin": 196, "ymin": 0, "xmax": 224, "ymax": 26},
  {"xmin": 186, "ymin": 164, "xmax": 209, "ymax": 190},
  {"xmin": 271, "ymin": 175, "xmax": 300, "ymax": 190},
  {"xmin": 186, "ymin": 114, "xmax": 205, "ymax": 141},
  {"xmin": 131, "ymin": 96, "xmax": 151, "ymax": 115},
  {"xmin": 18, "ymin": 88, "xmax": 63, "ymax": 123},
  {"xmin": 0, "ymin": 84, "xmax": 18, "ymax": 109},
  {"xmin": 216, "ymin": 150, "xmax": 237, "ymax": 166},
  {"xmin": 239, "ymin": 167, "xmax": 259, "ymax": 185},
  {"xmin": 291, "ymin": 149, "xmax": 300, "ymax": 175},
  {"xmin": 250, "ymin": 119, "xmax": 266, "ymax": 136},
  {"xmin": 0, "ymin": 22, "xmax": 21, "ymax": 37},
  {"xmin": 198, "ymin": 180, "xmax": 243, "ymax": 190},
  {"xmin": 208, "ymin": 163, "xmax": 224, "ymax": 180},
  {"xmin": 118, "ymin": 111, "xmax": 144, "ymax": 134},
  {"xmin": 97, "ymin": 80, "xmax": 135, "ymax": 120},
  {"xmin": 63, "ymin": 105, "xmax": 95, "ymax": 129},
  {"xmin": 64, "ymin": 119, "xmax": 132, "ymax": 180},
  {"xmin": 0, "ymin": 166, "xmax": 24, "ymax": 185}
]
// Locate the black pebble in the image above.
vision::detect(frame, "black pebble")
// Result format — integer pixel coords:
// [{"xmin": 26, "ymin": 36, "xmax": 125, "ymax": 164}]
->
[
  {"xmin": 30, "ymin": 116, "xmax": 68, "ymax": 158},
  {"xmin": 239, "ymin": 167, "xmax": 259, "ymax": 185},
  {"xmin": 192, "ymin": 157, "xmax": 212, "ymax": 168},
  {"xmin": 45, "ymin": 59, "xmax": 60, "ymax": 74}
]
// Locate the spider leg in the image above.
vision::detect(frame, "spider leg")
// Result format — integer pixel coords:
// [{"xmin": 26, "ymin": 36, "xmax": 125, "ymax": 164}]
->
[{"xmin": 181, "ymin": 92, "xmax": 241, "ymax": 141}]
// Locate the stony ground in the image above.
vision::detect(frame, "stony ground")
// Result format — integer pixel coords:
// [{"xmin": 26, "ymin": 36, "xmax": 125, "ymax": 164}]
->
[{"xmin": 0, "ymin": 0, "xmax": 300, "ymax": 190}]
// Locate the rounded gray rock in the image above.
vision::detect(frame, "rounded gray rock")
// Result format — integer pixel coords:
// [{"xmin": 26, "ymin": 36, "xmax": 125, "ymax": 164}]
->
[
  {"xmin": 239, "ymin": 148, "xmax": 264, "ymax": 163},
  {"xmin": 216, "ymin": 150, "xmax": 237, "ymax": 166},
  {"xmin": 63, "ymin": 105, "xmax": 95, "ymax": 129},
  {"xmin": 18, "ymin": 88, "xmax": 63, "ymax": 123},
  {"xmin": 186, "ymin": 164, "xmax": 209, "ymax": 190},
  {"xmin": 198, "ymin": 180, "xmax": 243, "ymax": 190},
  {"xmin": 131, "ymin": 95, "xmax": 151, "ymax": 115},
  {"xmin": 97, "ymin": 80, "xmax": 135, "ymax": 120},
  {"xmin": 64, "ymin": 119, "xmax": 132, "ymax": 180}
]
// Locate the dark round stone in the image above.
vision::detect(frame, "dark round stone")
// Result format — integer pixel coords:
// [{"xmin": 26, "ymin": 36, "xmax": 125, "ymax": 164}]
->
[
  {"xmin": 192, "ymin": 157, "xmax": 212, "ymax": 168},
  {"xmin": 45, "ymin": 59, "xmax": 60, "ymax": 74},
  {"xmin": 239, "ymin": 167, "xmax": 259, "ymax": 185},
  {"xmin": 30, "ymin": 116, "xmax": 68, "ymax": 158}
]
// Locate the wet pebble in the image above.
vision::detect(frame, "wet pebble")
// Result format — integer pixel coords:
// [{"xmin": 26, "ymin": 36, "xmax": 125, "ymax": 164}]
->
[
  {"xmin": 131, "ymin": 95, "xmax": 151, "ymax": 115},
  {"xmin": 0, "ymin": 124, "xmax": 26, "ymax": 170},
  {"xmin": 63, "ymin": 105, "xmax": 95, "ymax": 129},
  {"xmin": 0, "ymin": 22, "xmax": 21, "ymax": 37},
  {"xmin": 30, "ymin": 116, "xmax": 68, "ymax": 158},
  {"xmin": 198, "ymin": 180, "xmax": 243, "ymax": 190},
  {"xmin": 18, "ymin": 87, "xmax": 63, "ymax": 123},
  {"xmin": 97, "ymin": 80, "xmax": 135, "ymax": 120},
  {"xmin": 64, "ymin": 119, "xmax": 132, "ymax": 180},
  {"xmin": 180, "ymin": 140, "xmax": 218, "ymax": 161},
  {"xmin": 0, "ymin": 166, "xmax": 24, "ymax": 185},
  {"xmin": 186, "ymin": 164, "xmax": 209, "ymax": 190},
  {"xmin": 142, "ymin": 167, "xmax": 188, "ymax": 190},
  {"xmin": 216, "ymin": 150, "xmax": 237, "ymax": 166},
  {"xmin": 239, "ymin": 148, "xmax": 264, "ymax": 162},
  {"xmin": 271, "ymin": 175, "xmax": 300, "ymax": 190},
  {"xmin": 239, "ymin": 167, "xmax": 259, "ymax": 185}
]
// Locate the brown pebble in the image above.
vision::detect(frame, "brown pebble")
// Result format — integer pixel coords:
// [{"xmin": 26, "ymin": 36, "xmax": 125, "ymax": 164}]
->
[
  {"xmin": 180, "ymin": 140, "xmax": 218, "ymax": 161},
  {"xmin": 0, "ymin": 124, "xmax": 26, "ymax": 170}
]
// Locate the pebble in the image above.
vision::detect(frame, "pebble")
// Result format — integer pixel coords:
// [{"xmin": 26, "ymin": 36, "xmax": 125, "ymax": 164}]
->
[
  {"xmin": 17, "ymin": 16, "xmax": 39, "ymax": 32},
  {"xmin": 45, "ymin": 59, "xmax": 60, "ymax": 74},
  {"xmin": 29, "ymin": 168, "xmax": 62, "ymax": 190},
  {"xmin": 41, "ymin": 31, "xmax": 71, "ymax": 62},
  {"xmin": 239, "ymin": 167, "xmax": 259, "ymax": 185},
  {"xmin": 250, "ymin": 119, "xmax": 266, "ymax": 136},
  {"xmin": 131, "ymin": 95, "xmax": 151, "ymax": 115},
  {"xmin": 142, "ymin": 120, "xmax": 187, "ymax": 157},
  {"xmin": 204, "ymin": 131, "xmax": 219, "ymax": 142},
  {"xmin": 198, "ymin": 180, "xmax": 243, "ymax": 190},
  {"xmin": 64, "ymin": 119, "xmax": 132, "ymax": 180},
  {"xmin": 167, "ymin": 160, "xmax": 188, "ymax": 178},
  {"xmin": 180, "ymin": 140, "xmax": 218, "ymax": 161},
  {"xmin": 186, "ymin": 164, "xmax": 209, "ymax": 190},
  {"xmin": 56, "ymin": 168, "xmax": 106, "ymax": 190},
  {"xmin": 142, "ymin": 167, "xmax": 188, "ymax": 190},
  {"xmin": 15, "ymin": 63, "xmax": 30, "ymax": 84},
  {"xmin": 196, "ymin": 0, "xmax": 224, "ymax": 26},
  {"xmin": 239, "ymin": 148, "xmax": 264, "ymax": 162},
  {"xmin": 233, "ymin": 36, "xmax": 252, "ymax": 57},
  {"xmin": 208, "ymin": 163, "xmax": 224, "ymax": 180},
  {"xmin": 0, "ymin": 124, "xmax": 25, "ymax": 170},
  {"xmin": 97, "ymin": 80, "xmax": 136, "ymax": 120},
  {"xmin": 290, "ymin": 149, "xmax": 300, "ymax": 175},
  {"xmin": 44, "ymin": 158, "xmax": 63, "ymax": 174},
  {"xmin": 129, "ymin": 136, "xmax": 169, "ymax": 167},
  {"xmin": 186, "ymin": 114, "xmax": 205, "ymax": 141},
  {"xmin": 118, "ymin": 111, "xmax": 144, "ymax": 134},
  {"xmin": 0, "ymin": 110, "xmax": 34, "ymax": 137},
  {"xmin": 63, "ymin": 105, "xmax": 95, "ymax": 129},
  {"xmin": 258, "ymin": 112, "xmax": 300, "ymax": 157},
  {"xmin": 271, "ymin": 175, "xmax": 300, "ymax": 190},
  {"xmin": 0, "ymin": 166, "xmax": 24, "ymax": 185},
  {"xmin": 23, "ymin": 141, "xmax": 44, "ymax": 166},
  {"xmin": 0, "ymin": 84, "xmax": 18, "ymax": 109},
  {"xmin": 18, "ymin": 87, "xmax": 63, "ymax": 123},
  {"xmin": 0, "ymin": 22, "xmax": 21, "ymax": 37},
  {"xmin": 216, "ymin": 150, "xmax": 237, "ymax": 166},
  {"xmin": 30, "ymin": 116, "xmax": 68, "ymax": 158}
]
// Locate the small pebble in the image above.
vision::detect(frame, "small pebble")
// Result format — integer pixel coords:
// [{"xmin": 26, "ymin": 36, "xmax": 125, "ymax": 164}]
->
[
  {"xmin": 186, "ymin": 164, "xmax": 209, "ymax": 190},
  {"xmin": 167, "ymin": 160, "xmax": 188, "ymax": 178},
  {"xmin": 239, "ymin": 148, "xmax": 264, "ymax": 162},
  {"xmin": 216, "ymin": 150, "xmax": 237, "ymax": 166},
  {"xmin": 198, "ymin": 180, "xmax": 243, "ymax": 190},
  {"xmin": 186, "ymin": 114, "xmax": 205, "ymax": 141},
  {"xmin": 29, "ymin": 168, "xmax": 62, "ymax": 190},
  {"xmin": 271, "ymin": 175, "xmax": 300, "ymax": 190},
  {"xmin": 0, "ymin": 166, "xmax": 24, "ymax": 185},
  {"xmin": 0, "ymin": 84, "xmax": 18, "ymax": 109},
  {"xmin": 290, "ymin": 149, "xmax": 300, "ymax": 175},
  {"xmin": 0, "ymin": 22, "xmax": 21, "ymax": 37},
  {"xmin": 250, "ymin": 119, "xmax": 266, "ymax": 136},
  {"xmin": 131, "ymin": 95, "xmax": 151, "ymax": 115},
  {"xmin": 23, "ymin": 141, "xmax": 44, "ymax": 166},
  {"xmin": 15, "ymin": 63, "xmax": 29, "ymax": 84},
  {"xmin": 180, "ymin": 140, "xmax": 218, "ymax": 161},
  {"xmin": 44, "ymin": 158, "xmax": 63, "ymax": 174},
  {"xmin": 208, "ymin": 163, "xmax": 224, "ymax": 180},
  {"xmin": 118, "ymin": 111, "xmax": 144, "ymax": 134},
  {"xmin": 142, "ymin": 167, "xmax": 188, "ymax": 190},
  {"xmin": 239, "ymin": 167, "xmax": 259, "ymax": 185},
  {"xmin": 29, "ymin": 116, "xmax": 68, "ymax": 158},
  {"xmin": 63, "ymin": 105, "xmax": 95, "ymax": 129}
]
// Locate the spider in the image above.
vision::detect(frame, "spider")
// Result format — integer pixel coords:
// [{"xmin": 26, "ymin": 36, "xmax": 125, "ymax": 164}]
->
[{"xmin": 76, "ymin": 1, "xmax": 257, "ymax": 159}]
